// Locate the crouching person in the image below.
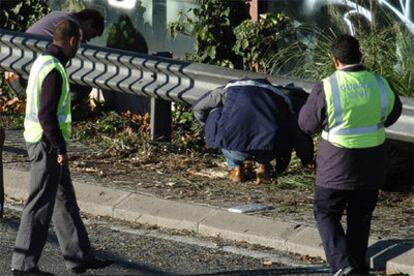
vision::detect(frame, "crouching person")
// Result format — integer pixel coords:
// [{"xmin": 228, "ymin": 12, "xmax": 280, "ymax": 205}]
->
[{"xmin": 192, "ymin": 78, "xmax": 314, "ymax": 184}]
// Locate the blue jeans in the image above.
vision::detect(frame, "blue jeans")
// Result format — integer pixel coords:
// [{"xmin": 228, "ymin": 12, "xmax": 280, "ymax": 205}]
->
[{"xmin": 221, "ymin": 149, "xmax": 274, "ymax": 170}]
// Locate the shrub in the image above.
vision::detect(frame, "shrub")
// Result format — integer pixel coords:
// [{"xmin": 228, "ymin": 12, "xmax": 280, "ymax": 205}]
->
[
  {"xmin": 0, "ymin": 0, "xmax": 50, "ymax": 129},
  {"xmin": 168, "ymin": 0, "xmax": 249, "ymax": 68},
  {"xmin": 270, "ymin": 24, "xmax": 413, "ymax": 97},
  {"xmin": 0, "ymin": 0, "xmax": 50, "ymax": 32},
  {"xmin": 233, "ymin": 13, "xmax": 296, "ymax": 73}
]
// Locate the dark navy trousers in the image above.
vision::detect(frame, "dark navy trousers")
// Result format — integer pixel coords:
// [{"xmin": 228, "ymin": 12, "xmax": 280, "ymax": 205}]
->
[{"xmin": 313, "ymin": 186, "xmax": 379, "ymax": 273}]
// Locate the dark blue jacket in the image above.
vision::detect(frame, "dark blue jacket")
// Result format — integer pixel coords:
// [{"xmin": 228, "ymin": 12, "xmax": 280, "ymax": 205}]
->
[
  {"xmin": 193, "ymin": 79, "xmax": 313, "ymax": 169},
  {"xmin": 205, "ymin": 82, "xmax": 291, "ymax": 152}
]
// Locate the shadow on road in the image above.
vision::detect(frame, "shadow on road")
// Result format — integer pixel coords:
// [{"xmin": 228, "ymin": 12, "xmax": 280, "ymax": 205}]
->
[
  {"xmin": 192, "ymin": 266, "xmax": 331, "ymax": 276},
  {"xmin": 0, "ymin": 214, "xmax": 175, "ymax": 276},
  {"xmin": 368, "ymin": 239, "xmax": 414, "ymax": 271}
]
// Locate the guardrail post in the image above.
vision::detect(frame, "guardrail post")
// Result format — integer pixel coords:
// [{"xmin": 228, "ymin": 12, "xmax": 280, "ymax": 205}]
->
[
  {"xmin": 150, "ymin": 98, "xmax": 172, "ymax": 142},
  {"xmin": 0, "ymin": 127, "xmax": 5, "ymax": 219},
  {"xmin": 150, "ymin": 52, "xmax": 172, "ymax": 142}
]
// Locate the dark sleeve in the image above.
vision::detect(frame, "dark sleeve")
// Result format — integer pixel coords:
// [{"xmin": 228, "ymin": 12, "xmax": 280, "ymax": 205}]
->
[
  {"xmin": 275, "ymin": 151, "xmax": 291, "ymax": 174},
  {"xmin": 192, "ymin": 86, "xmax": 226, "ymax": 126},
  {"xmin": 384, "ymin": 87, "xmax": 402, "ymax": 127},
  {"xmin": 38, "ymin": 69, "xmax": 67, "ymax": 154},
  {"xmin": 289, "ymin": 112, "xmax": 314, "ymax": 166},
  {"xmin": 298, "ymin": 83, "xmax": 326, "ymax": 135}
]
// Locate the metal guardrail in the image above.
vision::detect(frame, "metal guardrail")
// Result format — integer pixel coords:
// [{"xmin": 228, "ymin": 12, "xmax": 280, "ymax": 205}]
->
[
  {"xmin": 0, "ymin": 29, "xmax": 413, "ymax": 143},
  {"xmin": 386, "ymin": 97, "xmax": 414, "ymax": 143}
]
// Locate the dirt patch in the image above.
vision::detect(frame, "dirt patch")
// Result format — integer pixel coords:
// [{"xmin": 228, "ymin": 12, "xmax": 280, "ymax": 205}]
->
[
  {"xmin": 2, "ymin": 129, "xmax": 413, "ymax": 241},
  {"xmin": 62, "ymin": 144, "xmax": 414, "ymax": 241}
]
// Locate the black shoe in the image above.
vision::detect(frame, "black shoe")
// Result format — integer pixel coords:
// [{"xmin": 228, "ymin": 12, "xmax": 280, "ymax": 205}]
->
[
  {"xmin": 333, "ymin": 265, "xmax": 361, "ymax": 276},
  {"xmin": 11, "ymin": 267, "xmax": 54, "ymax": 276},
  {"xmin": 71, "ymin": 257, "xmax": 113, "ymax": 274}
]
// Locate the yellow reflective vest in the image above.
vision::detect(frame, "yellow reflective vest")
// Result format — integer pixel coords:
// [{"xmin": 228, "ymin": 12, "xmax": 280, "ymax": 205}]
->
[
  {"xmin": 322, "ymin": 70, "xmax": 395, "ymax": 148},
  {"xmin": 24, "ymin": 55, "xmax": 71, "ymax": 143}
]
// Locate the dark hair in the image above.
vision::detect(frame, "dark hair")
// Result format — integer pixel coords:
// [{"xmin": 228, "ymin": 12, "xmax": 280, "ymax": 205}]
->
[
  {"xmin": 54, "ymin": 19, "xmax": 81, "ymax": 43},
  {"xmin": 332, "ymin": 34, "xmax": 362, "ymax": 64},
  {"xmin": 75, "ymin": 9, "xmax": 104, "ymax": 35}
]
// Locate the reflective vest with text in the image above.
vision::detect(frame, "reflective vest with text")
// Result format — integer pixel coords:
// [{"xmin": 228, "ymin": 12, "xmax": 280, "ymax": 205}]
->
[{"xmin": 322, "ymin": 70, "xmax": 394, "ymax": 148}]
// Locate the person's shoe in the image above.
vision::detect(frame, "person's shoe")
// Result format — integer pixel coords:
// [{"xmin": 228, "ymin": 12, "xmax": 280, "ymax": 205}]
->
[
  {"xmin": 228, "ymin": 166, "xmax": 244, "ymax": 183},
  {"xmin": 71, "ymin": 257, "xmax": 113, "ymax": 274},
  {"xmin": 255, "ymin": 163, "xmax": 271, "ymax": 184},
  {"xmin": 11, "ymin": 267, "xmax": 54, "ymax": 275},
  {"xmin": 243, "ymin": 160, "xmax": 255, "ymax": 179},
  {"xmin": 332, "ymin": 265, "xmax": 360, "ymax": 276}
]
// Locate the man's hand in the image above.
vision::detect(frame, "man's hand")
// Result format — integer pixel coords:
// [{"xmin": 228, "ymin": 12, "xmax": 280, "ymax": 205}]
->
[
  {"xmin": 57, "ymin": 153, "xmax": 68, "ymax": 166},
  {"xmin": 4, "ymin": 71, "xmax": 19, "ymax": 83}
]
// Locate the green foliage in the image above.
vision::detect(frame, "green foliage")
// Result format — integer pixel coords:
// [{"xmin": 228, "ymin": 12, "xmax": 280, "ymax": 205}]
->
[
  {"xmin": 0, "ymin": 112, "xmax": 24, "ymax": 129},
  {"xmin": 168, "ymin": 0, "xmax": 249, "ymax": 68},
  {"xmin": 94, "ymin": 111, "xmax": 130, "ymax": 135},
  {"xmin": 233, "ymin": 13, "xmax": 296, "ymax": 73},
  {"xmin": 72, "ymin": 111, "xmax": 148, "ymax": 156},
  {"xmin": 173, "ymin": 104, "xmax": 193, "ymax": 127},
  {"xmin": 0, "ymin": 0, "xmax": 50, "ymax": 32},
  {"xmin": 172, "ymin": 103, "xmax": 204, "ymax": 150},
  {"xmin": 270, "ymin": 24, "xmax": 414, "ymax": 97},
  {"xmin": 107, "ymin": 15, "xmax": 148, "ymax": 53},
  {"xmin": 269, "ymin": 1, "xmax": 414, "ymax": 98},
  {"xmin": 0, "ymin": 0, "xmax": 50, "ymax": 103},
  {"xmin": 60, "ymin": 0, "xmax": 86, "ymax": 11},
  {"xmin": 360, "ymin": 25, "xmax": 413, "ymax": 97},
  {"xmin": 270, "ymin": 26, "xmax": 336, "ymax": 80},
  {"xmin": 72, "ymin": 108, "xmax": 204, "ymax": 156}
]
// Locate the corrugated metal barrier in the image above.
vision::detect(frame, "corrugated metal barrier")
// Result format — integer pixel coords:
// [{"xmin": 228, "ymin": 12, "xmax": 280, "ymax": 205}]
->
[{"xmin": 0, "ymin": 29, "xmax": 413, "ymax": 143}]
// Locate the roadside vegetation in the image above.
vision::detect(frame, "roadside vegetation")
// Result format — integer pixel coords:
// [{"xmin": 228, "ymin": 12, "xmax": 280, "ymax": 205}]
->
[{"xmin": 270, "ymin": 23, "xmax": 414, "ymax": 98}]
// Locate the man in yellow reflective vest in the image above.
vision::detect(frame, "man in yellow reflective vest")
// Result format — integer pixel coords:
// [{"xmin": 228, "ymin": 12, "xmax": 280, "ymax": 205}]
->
[
  {"xmin": 11, "ymin": 20, "xmax": 112, "ymax": 275},
  {"xmin": 299, "ymin": 34, "xmax": 402, "ymax": 275}
]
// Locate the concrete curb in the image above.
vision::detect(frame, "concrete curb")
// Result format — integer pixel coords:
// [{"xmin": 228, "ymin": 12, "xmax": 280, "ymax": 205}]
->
[{"xmin": 3, "ymin": 168, "xmax": 414, "ymax": 275}]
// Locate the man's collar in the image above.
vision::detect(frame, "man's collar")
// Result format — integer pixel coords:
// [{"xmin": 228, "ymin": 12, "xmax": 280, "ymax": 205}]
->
[{"xmin": 339, "ymin": 64, "xmax": 365, "ymax": 72}]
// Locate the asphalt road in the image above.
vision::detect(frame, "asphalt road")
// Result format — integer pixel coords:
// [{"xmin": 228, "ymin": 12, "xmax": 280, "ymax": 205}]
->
[{"xmin": 0, "ymin": 205, "xmax": 331, "ymax": 276}]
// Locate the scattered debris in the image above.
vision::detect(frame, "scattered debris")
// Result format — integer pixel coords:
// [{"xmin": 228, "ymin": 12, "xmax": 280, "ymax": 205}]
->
[{"xmin": 228, "ymin": 203, "xmax": 274, "ymax": 214}]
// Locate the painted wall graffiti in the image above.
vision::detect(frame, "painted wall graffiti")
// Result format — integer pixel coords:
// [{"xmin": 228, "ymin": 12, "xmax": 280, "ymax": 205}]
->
[
  {"xmin": 305, "ymin": 0, "xmax": 413, "ymax": 34},
  {"xmin": 76, "ymin": 0, "xmax": 412, "ymax": 57},
  {"xmin": 102, "ymin": 0, "xmax": 413, "ymax": 34},
  {"xmin": 107, "ymin": 0, "xmax": 137, "ymax": 10}
]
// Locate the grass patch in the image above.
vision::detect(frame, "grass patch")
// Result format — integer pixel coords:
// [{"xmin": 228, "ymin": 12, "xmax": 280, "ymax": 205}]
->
[
  {"xmin": 72, "ymin": 111, "xmax": 150, "ymax": 157},
  {"xmin": 0, "ymin": 113, "xmax": 24, "ymax": 129}
]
